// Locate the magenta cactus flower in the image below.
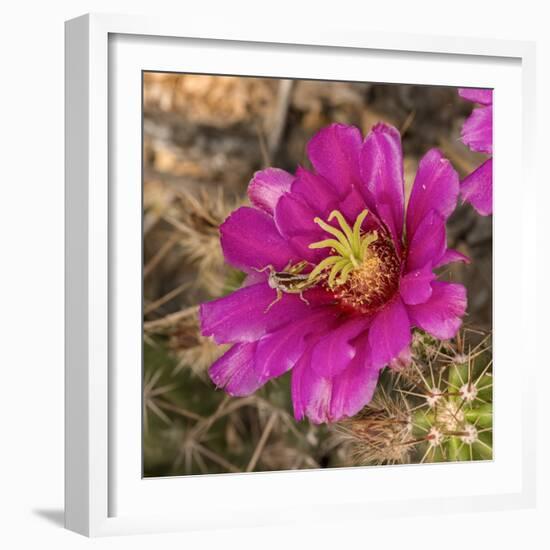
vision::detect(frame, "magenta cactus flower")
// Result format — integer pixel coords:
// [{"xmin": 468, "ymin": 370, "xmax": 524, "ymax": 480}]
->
[
  {"xmin": 200, "ymin": 123, "xmax": 468, "ymax": 423},
  {"xmin": 459, "ymin": 88, "xmax": 493, "ymax": 216}
]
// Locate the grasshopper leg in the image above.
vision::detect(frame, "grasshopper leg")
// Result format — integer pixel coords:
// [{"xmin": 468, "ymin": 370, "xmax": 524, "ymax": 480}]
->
[
  {"xmin": 254, "ymin": 264, "xmax": 275, "ymax": 274},
  {"xmin": 264, "ymin": 289, "xmax": 283, "ymax": 313},
  {"xmin": 298, "ymin": 291, "xmax": 310, "ymax": 306}
]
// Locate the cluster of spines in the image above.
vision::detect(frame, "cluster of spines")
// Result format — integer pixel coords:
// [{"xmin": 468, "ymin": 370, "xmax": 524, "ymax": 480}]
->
[{"xmin": 332, "ymin": 329, "xmax": 492, "ymax": 465}]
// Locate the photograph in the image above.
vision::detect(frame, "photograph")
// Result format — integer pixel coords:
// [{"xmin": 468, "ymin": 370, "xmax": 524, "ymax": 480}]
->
[
  {"xmin": 2, "ymin": 1, "xmax": 545, "ymax": 546},
  {"xmin": 142, "ymin": 72, "xmax": 493, "ymax": 477}
]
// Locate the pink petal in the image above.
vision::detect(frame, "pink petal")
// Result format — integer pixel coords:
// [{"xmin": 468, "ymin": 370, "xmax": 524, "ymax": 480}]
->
[
  {"xmin": 406, "ymin": 149, "xmax": 459, "ymax": 240},
  {"xmin": 338, "ymin": 184, "xmax": 374, "ymax": 224},
  {"xmin": 220, "ymin": 206, "xmax": 297, "ymax": 272},
  {"xmin": 461, "ymin": 158, "xmax": 493, "ymax": 216},
  {"xmin": 247, "ymin": 168, "xmax": 294, "ymax": 214},
  {"xmin": 292, "ymin": 166, "xmax": 340, "ymax": 215},
  {"xmin": 291, "ymin": 333, "xmax": 381, "ymax": 424},
  {"xmin": 461, "ymin": 105, "xmax": 492, "ymax": 154},
  {"xmin": 327, "ymin": 336, "xmax": 381, "ymax": 422},
  {"xmin": 376, "ymin": 201, "xmax": 402, "ymax": 254},
  {"xmin": 434, "ymin": 249, "xmax": 471, "ymax": 269},
  {"xmin": 459, "ymin": 88, "xmax": 493, "ymax": 106},
  {"xmin": 285, "ymin": 234, "xmax": 326, "ymax": 264},
  {"xmin": 209, "ymin": 342, "xmax": 263, "ymax": 396},
  {"xmin": 310, "ymin": 316, "xmax": 370, "ymax": 378},
  {"xmin": 407, "ymin": 281, "xmax": 467, "ymax": 340},
  {"xmin": 274, "ymin": 192, "xmax": 318, "ymax": 237},
  {"xmin": 273, "ymin": 192, "xmax": 326, "ymax": 263},
  {"xmin": 406, "ymin": 210, "xmax": 446, "ymax": 272},
  {"xmin": 242, "ymin": 270, "xmax": 265, "ymax": 286},
  {"xmin": 399, "ymin": 265, "xmax": 436, "ymax": 305},
  {"xmin": 368, "ymin": 297, "xmax": 411, "ymax": 369},
  {"xmin": 389, "ymin": 345, "xmax": 412, "ymax": 371},
  {"xmin": 200, "ymin": 282, "xmax": 330, "ymax": 344},
  {"xmin": 274, "ymin": 171, "xmax": 377, "ymax": 263},
  {"xmin": 253, "ymin": 308, "xmax": 338, "ymax": 384},
  {"xmin": 291, "ymin": 346, "xmax": 331, "ymax": 423},
  {"xmin": 359, "ymin": 123, "xmax": 405, "ymax": 245},
  {"xmin": 306, "ymin": 123, "xmax": 363, "ymax": 197}
]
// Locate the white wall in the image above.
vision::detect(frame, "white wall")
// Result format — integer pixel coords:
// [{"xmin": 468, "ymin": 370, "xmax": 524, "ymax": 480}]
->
[{"xmin": 0, "ymin": 1, "xmax": 548, "ymax": 548}]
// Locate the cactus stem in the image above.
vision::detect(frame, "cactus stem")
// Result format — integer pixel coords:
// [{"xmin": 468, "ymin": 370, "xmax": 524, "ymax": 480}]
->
[
  {"xmin": 476, "ymin": 439, "xmax": 493, "ymax": 452},
  {"xmin": 397, "ymin": 388, "xmax": 427, "ymax": 399},
  {"xmin": 399, "ymin": 436, "xmax": 429, "ymax": 447},
  {"xmin": 474, "ymin": 360, "xmax": 493, "ymax": 386},
  {"xmin": 476, "ymin": 427, "xmax": 492, "ymax": 434}
]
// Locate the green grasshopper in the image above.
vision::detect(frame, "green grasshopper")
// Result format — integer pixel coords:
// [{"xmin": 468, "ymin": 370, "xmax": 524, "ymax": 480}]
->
[{"xmin": 256, "ymin": 260, "xmax": 321, "ymax": 312}]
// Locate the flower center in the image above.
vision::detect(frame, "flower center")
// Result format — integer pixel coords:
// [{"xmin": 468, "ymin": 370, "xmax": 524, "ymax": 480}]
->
[{"xmin": 308, "ymin": 210, "xmax": 400, "ymax": 314}]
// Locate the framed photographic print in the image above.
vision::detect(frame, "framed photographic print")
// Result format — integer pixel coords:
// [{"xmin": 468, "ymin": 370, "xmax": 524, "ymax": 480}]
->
[{"xmin": 65, "ymin": 13, "xmax": 537, "ymax": 536}]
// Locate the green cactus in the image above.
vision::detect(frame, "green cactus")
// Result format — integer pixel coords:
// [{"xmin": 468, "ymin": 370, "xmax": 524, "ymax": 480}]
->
[
  {"xmin": 398, "ymin": 330, "xmax": 493, "ymax": 463},
  {"xmin": 409, "ymin": 332, "xmax": 492, "ymax": 463},
  {"xmin": 334, "ymin": 328, "xmax": 492, "ymax": 465}
]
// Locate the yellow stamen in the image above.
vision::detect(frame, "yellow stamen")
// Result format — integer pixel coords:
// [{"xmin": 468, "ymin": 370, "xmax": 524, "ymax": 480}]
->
[
  {"xmin": 337, "ymin": 262, "xmax": 355, "ymax": 286},
  {"xmin": 309, "ymin": 238, "xmax": 349, "ymax": 258},
  {"xmin": 312, "ymin": 217, "xmax": 350, "ymax": 248},
  {"xmin": 329, "ymin": 258, "xmax": 350, "ymax": 287},
  {"xmin": 308, "ymin": 255, "xmax": 341, "ymax": 281},
  {"xmin": 328, "ymin": 210, "xmax": 355, "ymax": 243},
  {"xmin": 307, "ymin": 209, "xmax": 378, "ymax": 289},
  {"xmin": 352, "ymin": 210, "xmax": 369, "ymax": 251}
]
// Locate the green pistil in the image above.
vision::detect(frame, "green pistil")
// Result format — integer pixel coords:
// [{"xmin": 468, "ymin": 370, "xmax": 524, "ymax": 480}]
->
[{"xmin": 307, "ymin": 209, "xmax": 377, "ymax": 288}]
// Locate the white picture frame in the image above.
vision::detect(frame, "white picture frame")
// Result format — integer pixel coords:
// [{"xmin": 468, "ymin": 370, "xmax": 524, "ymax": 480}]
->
[{"xmin": 65, "ymin": 13, "xmax": 537, "ymax": 537}]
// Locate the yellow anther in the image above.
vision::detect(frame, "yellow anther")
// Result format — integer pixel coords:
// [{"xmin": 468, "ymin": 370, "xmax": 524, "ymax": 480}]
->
[{"xmin": 307, "ymin": 209, "xmax": 378, "ymax": 289}]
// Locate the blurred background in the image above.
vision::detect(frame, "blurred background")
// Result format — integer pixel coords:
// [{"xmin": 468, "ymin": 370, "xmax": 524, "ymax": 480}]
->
[{"xmin": 142, "ymin": 73, "xmax": 492, "ymax": 477}]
